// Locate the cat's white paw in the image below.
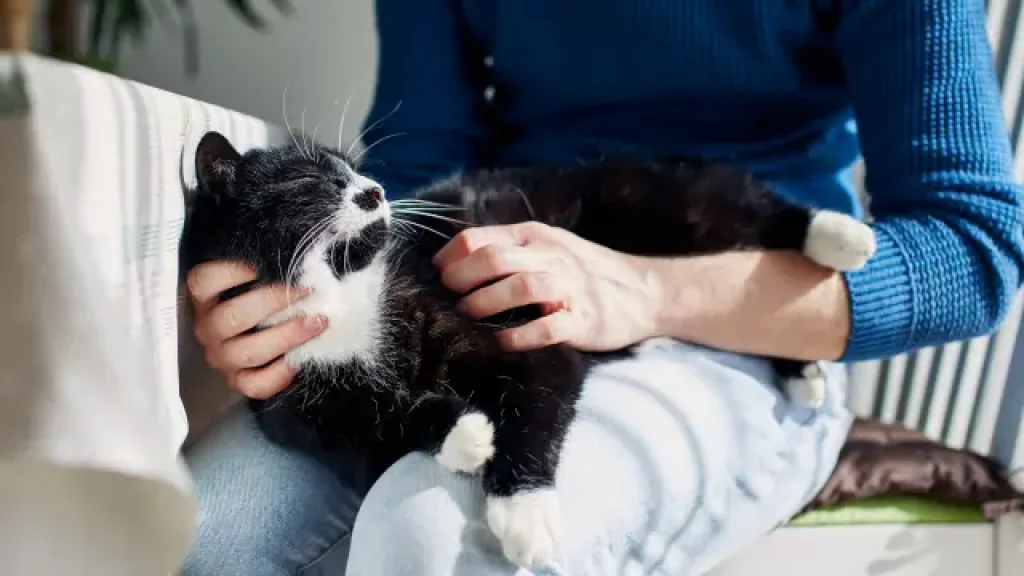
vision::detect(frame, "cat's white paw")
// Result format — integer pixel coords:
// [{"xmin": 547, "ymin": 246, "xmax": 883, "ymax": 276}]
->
[
  {"xmin": 1009, "ymin": 468, "xmax": 1024, "ymax": 494},
  {"xmin": 804, "ymin": 210, "xmax": 876, "ymax": 271},
  {"xmin": 486, "ymin": 489, "xmax": 563, "ymax": 569},
  {"xmin": 784, "ymin": 363, "xmax": 827, "ymax": 409},
  {"xmin": 436, "ymin": 412, "xmax": 495, "ymax": 474}
]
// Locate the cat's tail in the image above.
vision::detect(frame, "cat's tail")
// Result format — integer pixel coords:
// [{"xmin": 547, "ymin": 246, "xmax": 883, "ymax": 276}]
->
[{"xmin": 802, "ymin": 210, "xmax": 877, "ymax": 271}]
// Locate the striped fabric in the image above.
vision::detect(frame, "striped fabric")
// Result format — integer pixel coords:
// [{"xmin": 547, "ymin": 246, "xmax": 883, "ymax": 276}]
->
[
  {"xmin": 847, "ymin": 0, "xmax": 1024, "ymax": 470},
  {"xmin": 0, "ymin": 53, "xmax": 284, "ymax": 573}
]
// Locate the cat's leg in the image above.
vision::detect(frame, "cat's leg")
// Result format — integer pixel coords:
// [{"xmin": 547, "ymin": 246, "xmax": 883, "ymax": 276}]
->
[
  {"xmin": 401, "ymin": 394, "xmax": 496, "ymax": 475},
  {"xmin": 772, "ymin": 358, "xmax": 828, "ymax": 409},
  {"xmin": 696, "ymin": 198, "xmax": 876, "ymax": 272},
  {"xmin": 801, "ymin": 209, "xmax": 876, "ymax": 271},
  {"xmin": 479, "ymin": 362, "xmax": 583, "ymax": 569}
]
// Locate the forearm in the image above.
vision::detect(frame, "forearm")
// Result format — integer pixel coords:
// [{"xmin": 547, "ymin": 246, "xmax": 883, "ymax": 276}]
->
[{"xmin": 640, "ymin": 251, "xmax": 851, "ymax": 361}]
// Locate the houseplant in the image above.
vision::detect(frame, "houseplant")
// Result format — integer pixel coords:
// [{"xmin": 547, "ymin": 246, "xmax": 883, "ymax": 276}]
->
[{"xmin": 48, "ymin": 0, "xmax": 292, "ymax": 74}]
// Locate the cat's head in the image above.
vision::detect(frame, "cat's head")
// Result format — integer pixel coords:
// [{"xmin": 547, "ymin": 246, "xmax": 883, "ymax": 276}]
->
[{"xmin": 182, "ymin": 131, "xmax": 392, "ymax": 288}]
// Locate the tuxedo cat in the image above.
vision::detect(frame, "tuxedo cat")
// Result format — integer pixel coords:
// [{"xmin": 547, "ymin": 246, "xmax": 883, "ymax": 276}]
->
[{"xmin": 180, "ymin": 131, "xmax": 875, "ymax": 568}]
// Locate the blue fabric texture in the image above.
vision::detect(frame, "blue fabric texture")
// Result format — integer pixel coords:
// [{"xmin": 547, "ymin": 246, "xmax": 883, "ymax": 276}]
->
[
  {"xmin": 181, "ymin": 405, "xmax": 368, "ymax": 576},
  {"xmin": 358, "ymin": 0, "xmax": 1024, "ymax": 362}
]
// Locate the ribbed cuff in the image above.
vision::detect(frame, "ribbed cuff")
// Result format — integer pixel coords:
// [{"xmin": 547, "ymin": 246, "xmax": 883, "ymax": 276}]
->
[{"xmin": 840, "ymin": 226, "xmax": 916, "ymax": 362}]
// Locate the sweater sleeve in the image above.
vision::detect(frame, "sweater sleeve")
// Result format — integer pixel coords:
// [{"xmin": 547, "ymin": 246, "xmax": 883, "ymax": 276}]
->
[
  {"xmin": 835, "ymin": 0, "xmax": 1024, "ymax": 361},
  {"xmin": 357, "ymin": 0, "xmax": 492, "ymax": 197}
]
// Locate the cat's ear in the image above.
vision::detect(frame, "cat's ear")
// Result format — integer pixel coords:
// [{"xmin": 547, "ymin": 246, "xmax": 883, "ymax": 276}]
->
[{"xmin": 195, "ymin": 131, "xmax": 242, "ymax": 195}]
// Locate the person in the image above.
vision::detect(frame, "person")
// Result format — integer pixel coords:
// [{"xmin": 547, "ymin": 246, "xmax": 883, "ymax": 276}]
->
[{"xmin": 180, "ymin": 0, "xmax": 1024, "ymax": 574}]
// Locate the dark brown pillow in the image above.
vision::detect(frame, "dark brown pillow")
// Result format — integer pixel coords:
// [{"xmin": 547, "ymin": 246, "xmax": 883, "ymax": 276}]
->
[{"xmin": 804, "ymin": 418, "xmax": 1024, "ymax": 519}]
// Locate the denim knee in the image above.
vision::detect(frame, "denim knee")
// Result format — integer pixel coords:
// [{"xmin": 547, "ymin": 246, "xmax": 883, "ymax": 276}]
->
[
  {"xmin": 347, "ymin": 453, "xmax": 522, "ymax": 575},
  {"xmin": 182, "ymin": 405, "xmax": 365, "ymax": 576}
]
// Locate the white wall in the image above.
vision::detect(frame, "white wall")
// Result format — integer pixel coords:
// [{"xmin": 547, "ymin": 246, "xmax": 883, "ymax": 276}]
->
[{"xmin": 117, "ymin": 0, "xmax": 378, "ymax": 145}]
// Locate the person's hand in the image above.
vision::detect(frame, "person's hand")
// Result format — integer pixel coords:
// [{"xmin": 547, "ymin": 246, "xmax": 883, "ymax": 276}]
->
[
  {"xmin": 186, "ymin": 261, "xmax": 327, "ymax": 399},
  {"xmin": 434, "ymin": 222, "xmax": 661, "ymax": 352}
]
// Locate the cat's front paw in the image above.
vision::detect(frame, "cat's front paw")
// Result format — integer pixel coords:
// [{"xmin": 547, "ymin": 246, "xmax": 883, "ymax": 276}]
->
[
  {"xmin": 486, "ymin": 489, "xmax": 564, "ymax": 569},
  {"xmin": 784, "ymin": 363, "xmax": 827, "ymax": 409},
  {"xmin": 804, "ymin": 210, "xmax": 876, "ymax": 271},
  {"xmin": 436, "ymin": 412, "xmax": 495, "ymax": 474}
]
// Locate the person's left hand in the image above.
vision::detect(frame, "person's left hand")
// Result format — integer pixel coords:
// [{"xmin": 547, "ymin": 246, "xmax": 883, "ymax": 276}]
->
[{"xmin": 433, "ymin": 221, "xmax": 662, "ymax": 352}]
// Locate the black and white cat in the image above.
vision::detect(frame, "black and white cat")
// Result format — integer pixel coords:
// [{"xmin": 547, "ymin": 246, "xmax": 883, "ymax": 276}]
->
[{"xmin": 180, "ymin": 131, "xmax": 875, "ymax": 568}]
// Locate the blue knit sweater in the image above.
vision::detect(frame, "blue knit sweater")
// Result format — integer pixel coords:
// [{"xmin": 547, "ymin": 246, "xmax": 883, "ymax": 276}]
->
[{"xmin": 358, "ymin": 0, "xmax": 1024, "ymax": 362}]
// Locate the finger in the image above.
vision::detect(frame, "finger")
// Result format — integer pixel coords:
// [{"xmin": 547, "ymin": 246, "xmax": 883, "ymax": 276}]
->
[
  {"xmin": 496, "ymin": 310, "xmax": 577, "ymax": 351},
  {"xmin": 441, "ymin": 244, "xmax": 556, "ymax": 294},
  {"xmin": 187, "ymin": 261, "xmax": 258, "ymax": 313},
  {"xmin": 456, "ymin": 272, "xmax": 564, "ymax": 319},
  {"xmin": 213, "ymin": 314, "xmax": 327, "ymax": 372},
  {"xmin": 230, "ymin": 358, "xmax": 300, "ymax": 400},
  {"xmin": 433, "ymin": 224, "xmax": 532, "ymax": 270},
  {"xmin": 196, "ymin": 283, "xmax": 310, "ymax": 344}
]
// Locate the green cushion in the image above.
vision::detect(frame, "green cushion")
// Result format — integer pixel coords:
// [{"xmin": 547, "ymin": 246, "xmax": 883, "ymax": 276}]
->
[{"xmin": 786, "ymin": 497, "xmax": 986, "ymax": 527}]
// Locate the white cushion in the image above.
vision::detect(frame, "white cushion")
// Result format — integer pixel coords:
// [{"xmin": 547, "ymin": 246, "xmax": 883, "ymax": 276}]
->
[{"xmin": 0, "ymin": 53, "xmax": 283, "ymax": 575}]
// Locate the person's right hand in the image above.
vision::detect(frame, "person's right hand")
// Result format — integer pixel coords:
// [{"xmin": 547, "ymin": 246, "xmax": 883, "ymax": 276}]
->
[{"xmin": 186, "ymin": 261, "xmax": 327, "ymax": 399}]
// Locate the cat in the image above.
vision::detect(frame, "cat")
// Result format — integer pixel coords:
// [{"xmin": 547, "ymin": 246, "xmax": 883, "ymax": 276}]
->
[{"xmin": 180, "ymin": 131, "xmax": 876, "ymax": 568}]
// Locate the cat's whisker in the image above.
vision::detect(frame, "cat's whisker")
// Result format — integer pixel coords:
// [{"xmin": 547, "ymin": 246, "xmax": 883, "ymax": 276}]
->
[
  {"xmin": 390, "ymin": 219, "xmax": 418, "ymax": 238},
  {"xmin": 337, "ymin": 93, "xmax": 353, "ymax": 152},
  {"xmin": 513, "ymin": 188, "xmax": 538, "ymax": 220},
  {"xmin": 343, "ymin": 235, "xmax": 353, "ymax": 275},
  {"xmin": 311, "ymin": 122, "xmax": 321, "ymax": 162},
  {"xmin": 391, "ymin": 217, "xmax": 451, "ymax": 239},
  {"xmin": 390, "ymin": 228, "xmax": 415, "ymax": 243},
  {"xmin": 327, "ymin": 232, "xmax": 340, "ymax": 275},
  {"xmin": 348, "ymin": 100, "xmax": 403, "ymax": 157},
  {"xmin": 392, "ymin": 208, "xmax": 473, "ymax": 228},
  {"xmin": 352, "ymin": 132, "xmax": 407, "ymax": 165},
  {"xmin": 281, "ymin": 79, "xmax": 308, "ymax": 161},
  {"xmin": 288, "ymin": 214, "xmax": 336, "ymax": 277},
  {"xmin": 285, "ymin": 214, "xmax": 341, "ymax": 294},
  {"xmin": 300, "ymin": 106, "xmax": 313, "ymax": 159},
  {"xmin": 389, "ymin": 199, "xmax": 463, "ymax": 211}
]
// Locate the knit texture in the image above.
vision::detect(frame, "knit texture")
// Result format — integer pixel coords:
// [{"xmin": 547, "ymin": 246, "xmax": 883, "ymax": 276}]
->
[{"xmin": 359, "ymin": 0, "xmax": 1024, "ymax": 362}]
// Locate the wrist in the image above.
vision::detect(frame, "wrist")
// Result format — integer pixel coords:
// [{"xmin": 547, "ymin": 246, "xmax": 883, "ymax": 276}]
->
[
  {"xmin": 630, "ymin": 251, "xmax": 852, "ymax": 361},
  {"xmin": 631, "ymin": 255, "xmax": 703, "ymax": 342}
]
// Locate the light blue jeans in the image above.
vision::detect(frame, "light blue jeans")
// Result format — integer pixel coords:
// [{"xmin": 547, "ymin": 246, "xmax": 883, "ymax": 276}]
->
[{"xmin": 182, "ymin": 339, "xmax": 853, "ymax": 575}]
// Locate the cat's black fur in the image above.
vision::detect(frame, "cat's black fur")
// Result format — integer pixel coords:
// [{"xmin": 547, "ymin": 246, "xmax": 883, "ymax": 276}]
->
[{"xmin": 181, "ymin": 131, "xmax": 871, "ymax": 566}]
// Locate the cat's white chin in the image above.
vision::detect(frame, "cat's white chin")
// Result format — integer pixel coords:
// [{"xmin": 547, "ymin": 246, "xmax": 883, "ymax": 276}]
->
[{"xmin": 266, "ymin": 248, "xmax": 388, "ymax": 367}]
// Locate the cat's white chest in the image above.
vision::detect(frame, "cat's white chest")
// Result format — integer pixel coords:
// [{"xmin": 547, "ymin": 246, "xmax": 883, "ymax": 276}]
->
[{"xmin": 263, "ymin": 248, "xmax": 386, "ymax": 367}]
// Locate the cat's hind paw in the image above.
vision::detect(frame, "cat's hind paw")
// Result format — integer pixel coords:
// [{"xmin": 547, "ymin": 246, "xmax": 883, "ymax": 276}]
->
[
  {"xmin": 784, "ymin": 363, "xmax": 827, "ymax": 409},
  {"xmin": 436, "ymin": 412, "xmax": 495, "ymax": 474},
  {"xmin": 486, "ymin": 489, "xmax": 564, "ymax": 569},
  {"xmin": 804, "ymin": 210, "xmax": 876, "ymax": 271}
]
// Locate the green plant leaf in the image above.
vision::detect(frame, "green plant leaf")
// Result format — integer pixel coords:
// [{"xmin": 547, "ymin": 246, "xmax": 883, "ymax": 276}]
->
[
  {"xmin": 87, "ymin": 0, "xmax": 110, "ymax": 57},
  {"xmin": 173, "ymin": 0, "xmax": 200, "ymax": 77},
  {"xmin": 268, "ymin": 0, "xmax": 294, "ymax": 16},
  {"xmin": 224, "ymin": 0, "xmax": 269, "ymax": 29},
  {"xmin": 81, "ymin": 0, "xmax": 295, "ymax": 76}
]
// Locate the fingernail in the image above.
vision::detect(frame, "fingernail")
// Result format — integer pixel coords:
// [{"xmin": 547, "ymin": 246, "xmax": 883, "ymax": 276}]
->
[{"xmin": 304, "ymin": 315, "xmax": 325, "ymax": 331}]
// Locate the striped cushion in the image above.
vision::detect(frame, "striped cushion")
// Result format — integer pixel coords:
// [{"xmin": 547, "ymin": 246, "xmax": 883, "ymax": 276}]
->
[
  {"xmin": 0, "ymin": 53, "xmax": 283, "ymax": 573},
  {"xmin": 846, "ymin": 0, "xmax": 1024, "ymax": 471}
]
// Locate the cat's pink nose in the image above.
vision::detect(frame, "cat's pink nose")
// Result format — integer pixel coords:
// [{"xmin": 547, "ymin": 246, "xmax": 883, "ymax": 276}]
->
[{"xmin": 368, "ymin": 187, "xmax": 383, "ymax": 201}]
